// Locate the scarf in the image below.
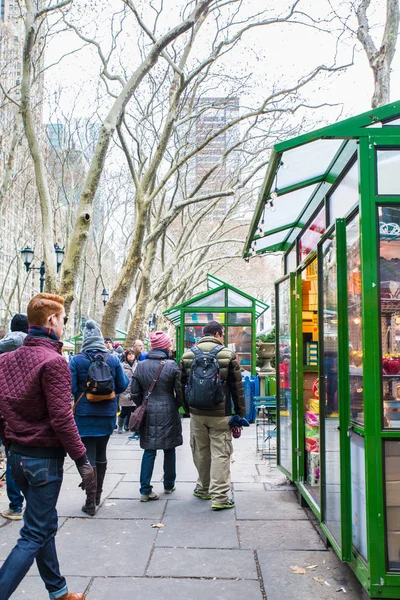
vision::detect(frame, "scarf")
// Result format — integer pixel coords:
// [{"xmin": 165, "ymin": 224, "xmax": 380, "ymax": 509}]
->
[{"xmin": 28, "ymin": 325, "xmax": 59, "ymax": 342}]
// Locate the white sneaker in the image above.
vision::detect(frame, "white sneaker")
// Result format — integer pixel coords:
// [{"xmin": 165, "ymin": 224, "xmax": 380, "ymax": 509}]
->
[
  {"xmin": 140, "ymin": 492, "xmax": 159, "ymax": 502},
  {"xmin": 2, "ymin": 508, "xmax": 23, "ymax": 520}
]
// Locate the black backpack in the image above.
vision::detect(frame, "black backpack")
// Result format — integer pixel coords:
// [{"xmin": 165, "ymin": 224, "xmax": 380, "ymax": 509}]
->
[
  {"xmin": 84, "ymin": 352, "xmax": 115, "ymax": 402},
  {"xmin": 186, "ymin": 345, "xmax": 225, "ymax": 409}
]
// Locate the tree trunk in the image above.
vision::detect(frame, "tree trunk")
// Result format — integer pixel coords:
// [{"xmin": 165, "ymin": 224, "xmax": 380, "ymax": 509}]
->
[
  {"xmin": 125, "ymin": 238, "xmax": 158, "ymax": 346},
  {"xmin": 356, "ymin": 0, "xmax": 399, "ymax": 108},
  {"xmin": 0, "ymin": 117, "xmax": 21, "ymax": 211},
  {"xmin": 101, "ymin": 202, "xmax": 147, "ymax": 337},
  {"xmin": 22, "ymin": 0, "xmax": 57, "ymax": 291}
]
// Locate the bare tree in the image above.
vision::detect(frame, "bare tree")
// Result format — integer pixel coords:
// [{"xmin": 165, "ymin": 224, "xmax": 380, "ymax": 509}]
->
[{"xmin": 356, "ymin": 0, "xmax": 399, "ymax": 107}]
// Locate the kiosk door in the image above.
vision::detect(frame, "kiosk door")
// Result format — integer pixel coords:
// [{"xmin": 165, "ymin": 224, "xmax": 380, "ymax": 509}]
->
[{"xmin": 276, "ymin": 276, "xmax": 293, "ymax": 477}]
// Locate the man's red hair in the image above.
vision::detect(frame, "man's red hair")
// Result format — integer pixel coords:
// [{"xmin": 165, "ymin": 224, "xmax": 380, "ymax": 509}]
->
[{"xmin": 27, "ymin": 293, "xmax": 65, "ymax": 326}]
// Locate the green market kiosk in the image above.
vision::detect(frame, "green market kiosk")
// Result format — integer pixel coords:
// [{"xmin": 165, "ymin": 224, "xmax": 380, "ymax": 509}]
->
[
  {"xmin": 163, "ymin": 274, "xmax": 269, "ymax": 374},
  {"xmin": 244, "ymin": 101, "xmax": 400, "ymax": 599}
]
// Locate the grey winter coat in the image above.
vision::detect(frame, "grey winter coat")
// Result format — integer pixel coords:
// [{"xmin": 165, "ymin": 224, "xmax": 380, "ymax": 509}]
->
[
  {"xmin": 119, "ymin": 360, "xmax": 136, "ymax": 407},
  {"xmin": 0, "ymin": 331, "xmax": 27, "ymax": 354},
  {"xmin": 131, "ymin": 350, "xmax": 182, "ymax": 450}
]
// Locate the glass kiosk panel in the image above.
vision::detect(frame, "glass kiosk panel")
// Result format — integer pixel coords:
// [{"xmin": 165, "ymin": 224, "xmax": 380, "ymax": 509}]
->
[
  {"xmin": 377, "ymin": 150, "xmax": 400, "ymax": 195},
  {"xmin": 227, "ymin": 326, "xmax": 252, "ymax": 371},
  {"xmin": 322, "ymin": 234, "xmax": 341, "ymax": 546},
  {"xmin": 347, "ymin": 214, "xmax": 364, "ymax": 425},
  {"xmin": 379, "ymin": 206, "xmax": 400, "ymax": 428},
  {"xmin": 385, "ymin": 440, "xmax": 400, "ymax": 570},
  {"xmin": 302, "ymin": 258, "xmax": 320, "ymax": 504},
  {"xmin": 277, "ymin": 278, "xmax": 292, "ymax": 475}
]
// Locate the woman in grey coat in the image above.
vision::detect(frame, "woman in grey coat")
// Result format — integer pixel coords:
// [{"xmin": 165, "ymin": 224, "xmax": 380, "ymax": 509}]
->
[{"xmin": 131, "ymin": 331, "xmax": 182, "ymax": 502}]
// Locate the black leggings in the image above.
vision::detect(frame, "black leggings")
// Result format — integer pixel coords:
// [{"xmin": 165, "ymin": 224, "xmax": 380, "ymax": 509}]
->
[
  {"xmin": 119, "ymin": 406, "xmax": 134, "ymax": 420},
  {"xmin": 81, "ymin": 435, "xmax": 110, "ymax": 466}
]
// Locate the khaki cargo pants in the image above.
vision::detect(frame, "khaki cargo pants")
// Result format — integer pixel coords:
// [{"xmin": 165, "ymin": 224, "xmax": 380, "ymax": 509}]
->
[{"xmin": 190, "ymin": 413, "xmax": 232, "ymax": 504}]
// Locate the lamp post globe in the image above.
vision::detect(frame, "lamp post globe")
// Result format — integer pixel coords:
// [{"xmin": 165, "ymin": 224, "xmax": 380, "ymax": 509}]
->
[
  {"xmin": 54, "ymin": 243, "xmax": 65, "ymax": 273},
  {"xmin": 101, "ymin": 288, "xmax": 109, "ymax": 306},
  {"xmin": 20, "ymin": 246, "xmax": 34, "ymax": 272}
]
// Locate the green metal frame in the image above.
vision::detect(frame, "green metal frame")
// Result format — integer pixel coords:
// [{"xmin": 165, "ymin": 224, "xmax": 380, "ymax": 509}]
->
[
  {"xmin": 163, "ymin": 275, "xmax": 269, "ymax": 374},
  {"xmin": 246, "ymin": 101, "xmax": 400, "ymax": 599},
  {"xmin": 244, "ymin": 101, "xmax": 400, "ymax": 258}
]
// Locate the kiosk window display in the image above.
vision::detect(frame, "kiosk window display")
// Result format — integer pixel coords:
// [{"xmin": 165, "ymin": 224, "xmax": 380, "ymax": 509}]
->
[{"xmin": 244, "ymin": 101, "xmax": 400, "ymax": 599}]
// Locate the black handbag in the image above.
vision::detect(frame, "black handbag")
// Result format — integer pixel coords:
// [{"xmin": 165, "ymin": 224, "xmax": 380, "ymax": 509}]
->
[{"xmin": 128, "ymin": 360, "xmax": 166, "ymax": 432}]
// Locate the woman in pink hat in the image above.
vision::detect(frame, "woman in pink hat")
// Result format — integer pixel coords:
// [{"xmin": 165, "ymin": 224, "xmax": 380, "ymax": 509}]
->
[{"xmin": 131, "ymin": 331, "xmax": 182, "ymax": 501}]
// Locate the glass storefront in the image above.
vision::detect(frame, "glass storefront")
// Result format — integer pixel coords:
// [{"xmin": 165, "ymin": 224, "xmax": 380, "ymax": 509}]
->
[
  {"xmin": 277, "ymin": 278, "xmax": 292, "ymax": 475},
  {"xmin": 347, "ymin": 214, "xmax": 364, "ymax": 425},
  {"xmin": 322, "ymin": 233, "xmax": 341, "ymax": 546},
  {"xmin": 379, "ymin": 206, "xmax": 400, "ymax": 428},
  {"xmin": 302, "ymin": 257, "xmax": 320, "ymax": 504},
  {"xmin": 385, "ymin": 440, "xmax": 400, "ymax": 570}
]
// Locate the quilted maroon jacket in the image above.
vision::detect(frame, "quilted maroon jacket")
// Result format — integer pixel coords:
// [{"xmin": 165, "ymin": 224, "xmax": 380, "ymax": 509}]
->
[{"xmin": 0, "ymin": 336, "xmax": 86, "ymax": 461}]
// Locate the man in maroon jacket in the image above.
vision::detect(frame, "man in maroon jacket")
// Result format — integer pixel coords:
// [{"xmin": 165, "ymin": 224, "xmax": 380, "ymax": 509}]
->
[{"xmin": 0, "ymin": 293, "xmax": 95, "ymax": 600}]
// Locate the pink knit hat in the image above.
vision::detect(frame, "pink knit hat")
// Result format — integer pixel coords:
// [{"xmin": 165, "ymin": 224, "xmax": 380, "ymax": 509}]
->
[{"xmin": 150, "ymin": 331, "xmax": 172, "ymax": 350}]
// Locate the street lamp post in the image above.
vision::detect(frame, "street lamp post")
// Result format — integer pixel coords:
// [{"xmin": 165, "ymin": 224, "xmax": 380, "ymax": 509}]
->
[{"xmin": 20, "ymin": 244, "xmax": 65, "ymax": 293}]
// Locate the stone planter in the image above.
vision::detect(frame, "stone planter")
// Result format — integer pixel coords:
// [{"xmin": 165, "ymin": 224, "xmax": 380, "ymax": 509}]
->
[{"xmin": 256, "ymin": 342, "xmax": 275, "ymax": 373}]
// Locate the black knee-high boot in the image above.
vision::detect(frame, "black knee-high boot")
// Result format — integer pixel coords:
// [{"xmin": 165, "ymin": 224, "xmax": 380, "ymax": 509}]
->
[{"xmin": 95, "ymin": 461, "xmax": 107, "ymax": 506}]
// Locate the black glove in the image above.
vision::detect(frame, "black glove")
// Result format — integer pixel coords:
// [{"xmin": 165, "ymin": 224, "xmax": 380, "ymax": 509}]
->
[{"xmin": 76, "ymin": 457, "xmax": 95, "ymax": 491}]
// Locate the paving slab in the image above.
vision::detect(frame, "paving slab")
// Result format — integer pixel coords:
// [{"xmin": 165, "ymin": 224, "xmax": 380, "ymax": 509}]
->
[
  {"xmin": 238, "ymin": 520, "xmax": 326, "ymax": 550},
  {"xmin": 109, "ymin": 480, "xmax": 144, "ymax": 498},
  {"xmin": 156, "ymin": 516, "xmax": 239, "ymax": 548},
  {"xmin": 0, "ymin": 517, "xmax": 67, "ymax": 560},
  {"xmin": 55, "ymin": 518, "xmax": 157, "ymax": 576},
  {"xmin": 87, "ymin": 576, "xmax": 263, "ymax": 599},
  {"xmin": 104, "ymin": 450, "xmax": 143, "ymax": 460},
  {"xmin": 11, "ymin": 576, "xmax": 91, "ymax": 600},
  {"xmin": 258, "ymin": 549, "xmax": 363, "ymax": 600},
  {"xmin": 103, "ymin": 458, "xmax": 143, "ymax": 475},
  {"xmin": 147, "ymin": 548, "xmax": 258, "ymax": 579},
  {"xmin": 164, "ymin": 496, "xmax": 233, "ymax": 519},
  {"xmin": 233, "ymin": 483, "xmax": 266, "ymax": 492},
  {"xmin": 95, "ymin": 498, "xmax": 167, "ymax": 520},
  {"xmin": 235, "ymin": 490, "xmax": 307, "ymax": 520}
]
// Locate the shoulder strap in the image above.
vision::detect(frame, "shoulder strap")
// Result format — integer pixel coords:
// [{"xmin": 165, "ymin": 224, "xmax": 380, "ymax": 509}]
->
[
  {"xmin": 147, "ymin": 360, "xmax": 166, "ymax": 396},
  {"xmin": 82, "ymin": 351, "xmax": 93, "ymax": 362},
  {"xmin": 73, "ymin": 392, "xmax": 84, "ymax": 414},
  {"xmin": 191, "ymin": 346, "xmax": 203, "ymax": 358},
  {"xmin": 209, "ymin": 344, "xmax": 224, "ymax": 357}
]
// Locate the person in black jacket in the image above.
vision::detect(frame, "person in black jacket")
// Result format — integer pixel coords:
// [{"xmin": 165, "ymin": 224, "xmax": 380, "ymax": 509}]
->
[{"xmin": 131, "ymin": 331, "xmax": 182, "ymax": 501}]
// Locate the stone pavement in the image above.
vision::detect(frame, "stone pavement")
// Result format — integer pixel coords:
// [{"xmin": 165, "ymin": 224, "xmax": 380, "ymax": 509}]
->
[{"xmin": 0, "ymin": 420, "xmax": 363, "ymax": 599}]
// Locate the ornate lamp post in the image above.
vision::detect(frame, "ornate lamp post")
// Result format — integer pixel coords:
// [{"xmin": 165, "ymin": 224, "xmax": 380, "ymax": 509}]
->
[{"xmin": 20, "ymin": 244, "xmax": 65, "ymax": 293}]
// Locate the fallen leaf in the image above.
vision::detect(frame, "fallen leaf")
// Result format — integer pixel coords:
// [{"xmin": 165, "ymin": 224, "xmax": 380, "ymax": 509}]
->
[
  {"xmin": 306, "ymin": 564, "xmax": 318, "ymax": 570},
  {"xmin": 313, "ymin": 577, "xmax": 325, "ymax": 584},
  {"xmin": 290, "ymin": 565, "xmax": 307, "ymax": 574},
  {"xmin": 151, "ymin": 522, "xmax": 165, "ymax": 528}
]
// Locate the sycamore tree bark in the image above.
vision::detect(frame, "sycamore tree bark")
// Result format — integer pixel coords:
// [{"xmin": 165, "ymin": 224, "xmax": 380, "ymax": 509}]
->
[
  {"xmin": 60, "ymin": 0, "xmax": 213, "ymax": 314},
  {"xmin": 21, "ymin": 0, "xmax": 70, "ymax": 291},
  {"xmin": 356, "ymin": 0, "xmax": 399, "ymax": 107}
]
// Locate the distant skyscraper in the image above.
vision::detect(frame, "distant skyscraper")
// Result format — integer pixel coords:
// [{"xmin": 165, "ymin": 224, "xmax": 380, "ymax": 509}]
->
[{"xmin": 193, "ymin": 97, "xmax": 239, "ymax": 216}]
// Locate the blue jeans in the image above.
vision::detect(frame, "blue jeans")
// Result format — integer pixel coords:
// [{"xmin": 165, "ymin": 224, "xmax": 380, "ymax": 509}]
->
[
  {"xmin": 140, "ymin": 448, "xmax": 176, "ymax": 495},
  {"xmin": 0, "ymin": 453, "xmax": 68, "ymax": 599},
  {"xmin": 5, "ymin": 445, "xmax": 24, "ymax": 512}
]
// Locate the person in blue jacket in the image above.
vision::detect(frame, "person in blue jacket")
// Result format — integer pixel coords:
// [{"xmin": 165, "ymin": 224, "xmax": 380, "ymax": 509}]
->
[{"xmin": 70, "ymin": 320, "xmax": 129, "ymax": 516}]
